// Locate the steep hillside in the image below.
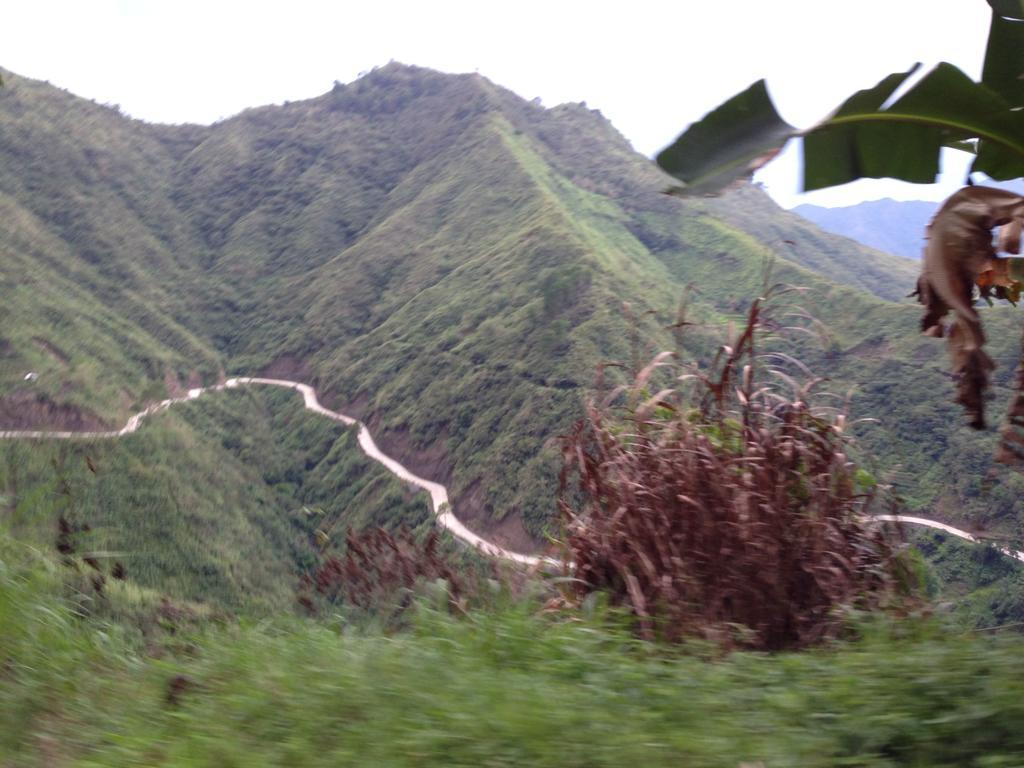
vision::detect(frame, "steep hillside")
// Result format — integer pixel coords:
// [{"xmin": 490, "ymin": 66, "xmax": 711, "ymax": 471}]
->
[
  {"xmin": 2, "ymin": 62, "xmax": 1022, "ymax": 578},
  {"xmin": 0, "ymin": 387, "xmax": 431, "ymax": 612},
  {"xmin": 0, "ymin": 72, "xmax": 222, "ymax": 425},
  {"xmin": 703, "ymin": 186, "xmax": 920, "ymax": 293}
]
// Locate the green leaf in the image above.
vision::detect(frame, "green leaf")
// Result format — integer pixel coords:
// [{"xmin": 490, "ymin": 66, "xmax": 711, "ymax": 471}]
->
[
  {"xmin": 973, "ymin": 110, "xmax": 1024, "ymax": 179},
  {"xmin": 804, "ymin": 64, "xmax": 1024, "ymax": 190},
  {"xmin": 802, "ymin": 66, "xmax": 926, "ymax": 190},
  {"xmin": 656, "ymin": 18, "xmax": 1024, "ymax": 196},
  {"xmin": 983, "ymin": 4, "xmax": 1024, "ymax": 106},
  {"xmin": 655, "ymin": 80, "xmax": 795, "ymax": 196}
]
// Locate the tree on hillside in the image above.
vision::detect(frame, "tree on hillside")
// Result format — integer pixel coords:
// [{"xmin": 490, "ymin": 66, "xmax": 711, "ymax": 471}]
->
[{"xmin": 655, "ymin": 0, "xmax": 1024, "ymax": 462}]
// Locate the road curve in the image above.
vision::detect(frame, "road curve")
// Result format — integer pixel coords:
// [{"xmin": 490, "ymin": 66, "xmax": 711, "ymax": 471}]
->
[
  {"xmin": 0, "ymin": 377, "xmax": 555, "ymax": 567},
  {"xmin": 873, "ymin": 514, "xmax": 1024, "ymax": 563},
  {"xmin": 1, "ymin": 379, "xmax": 1019, "ymax": 567}
]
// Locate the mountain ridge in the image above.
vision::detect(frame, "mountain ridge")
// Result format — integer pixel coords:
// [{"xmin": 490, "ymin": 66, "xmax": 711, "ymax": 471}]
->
[
  {"xmin": 792, "ymin": 180, "xmax": 1024, "ymax": 259},
  {"xmin": 3, "ymin": 63, "xmax": 1021, "ymax": 569},
  {"xmin": 792, "ymin": 198, "xmax": 935, "ymax": 259}
]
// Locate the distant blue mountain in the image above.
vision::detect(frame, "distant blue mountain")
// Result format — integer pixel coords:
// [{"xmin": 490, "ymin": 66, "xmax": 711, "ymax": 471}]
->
[
  {"xmin": 792, "ymin": 199, "xmax": 934, "ymax": 259},
  {"xmin": 792, "ymin": 180, "xmax": 1024, "ymax": 260}
]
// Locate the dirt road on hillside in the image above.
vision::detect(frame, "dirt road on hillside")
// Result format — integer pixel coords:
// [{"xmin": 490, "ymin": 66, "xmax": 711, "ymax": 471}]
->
[
  {"xmin": 1, "ymin": 377, "xmax": 556, "ymax": 567},
  {"xmin": 3, "ymin": 379, "xmax": 1019, "ymax": 566}
]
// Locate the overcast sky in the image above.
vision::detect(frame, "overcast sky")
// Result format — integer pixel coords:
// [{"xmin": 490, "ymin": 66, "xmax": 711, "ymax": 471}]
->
[{"xmin": 3, "ymin": 1, "xmax": 993, "ymax": 208}]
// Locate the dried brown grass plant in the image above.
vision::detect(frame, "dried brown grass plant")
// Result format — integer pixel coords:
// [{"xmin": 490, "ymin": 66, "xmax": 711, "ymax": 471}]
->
[{"xmin": 558, "ymin": 291, "xmax": 914, "ymax": 649}]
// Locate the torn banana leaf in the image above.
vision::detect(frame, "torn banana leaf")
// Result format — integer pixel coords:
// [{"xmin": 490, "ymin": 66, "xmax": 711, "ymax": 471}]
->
[
  {"xmin": 916, "ymin": 186, "xmax": 1024, "ymax": 430},
  {"xmin": 656, "ymin": 1, "xmax": 1024, "ymax": 195}
]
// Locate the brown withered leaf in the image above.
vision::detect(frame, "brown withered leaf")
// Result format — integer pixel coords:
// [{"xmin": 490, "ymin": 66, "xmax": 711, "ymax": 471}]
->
[
  {"xmin": 999, "ymin": 218, "xmax": 1022, "ymax": 255},
  {"xmin": 976, "ymin": 257, "xmax": 1014, "ymax": 288},
  {"xmin": 557, "ymin": 293, "xmax": 913, "ymax": 650},
  {"xmin": 916, "ymin": 185, "xmax": 1024, "ymax": 429}
]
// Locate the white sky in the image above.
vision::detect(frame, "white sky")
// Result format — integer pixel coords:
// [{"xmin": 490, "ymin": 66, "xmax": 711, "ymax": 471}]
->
[{"xmin": 2, "ymin": 0, "xmax": 993, "ymax": 208}]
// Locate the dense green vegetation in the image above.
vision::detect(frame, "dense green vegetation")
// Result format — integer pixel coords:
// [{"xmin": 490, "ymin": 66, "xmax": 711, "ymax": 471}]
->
[
  {"xmin": 1, "ymin": 61, "xmax": 1021, "ymax": 572},
  {"xmin": 5, "ymin": 60, "xmax": 1024, "ymax": 765},
  {"xmin": 913, "ymin": 528, "xmax": 1024, "ymax": 629},
  {"xmin": 0, "ymin": 63, "xmax": 970, "ymax": 548},
  {"xmin": 0, "ymin": 74, "xmax": 221, "ymax": 426},
  {"xmin": 0, "ymin": 388, "xmax": 430, "ymax": 612},
  {"xmin": 3, "ymin": 539, "xmax": 1024, "ymax": 767}
]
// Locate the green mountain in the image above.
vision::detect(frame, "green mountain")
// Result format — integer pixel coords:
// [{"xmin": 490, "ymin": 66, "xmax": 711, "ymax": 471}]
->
[
  {"xmin": 6, "ymin": 63, "xmax": 1024, "ymax": 766},
  {"xmin": 2, "ymin": 62, "xmax": 1023, "ymax": 610}
]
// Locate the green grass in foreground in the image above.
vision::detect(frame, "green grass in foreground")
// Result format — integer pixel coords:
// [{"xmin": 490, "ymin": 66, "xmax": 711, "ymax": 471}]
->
[{"xmin": 3, "ymin": 539, "xmax": 1024, "ymax": 767}]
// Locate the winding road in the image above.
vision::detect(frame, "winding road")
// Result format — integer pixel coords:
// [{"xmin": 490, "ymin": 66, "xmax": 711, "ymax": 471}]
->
[
  {"xmin": 2, "ymin": 378, "xmax": 1021, "ymax": 566},
  {"xmin": 1, "ymin": 377, "xmax": 554, "ymax": 566}
]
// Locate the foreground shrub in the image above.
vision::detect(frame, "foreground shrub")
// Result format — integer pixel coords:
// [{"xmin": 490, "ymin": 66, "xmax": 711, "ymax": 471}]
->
[
  {"xmin": 296, "ymin": 526, "xmax": 534, "ymax": 625},
  {"xmin": 559, "ymin": 294, "xmax": 914, "ymax": 648},
  {"xmin": 298, "ymin": 527, "xmax": 465, "ymax": 619}
]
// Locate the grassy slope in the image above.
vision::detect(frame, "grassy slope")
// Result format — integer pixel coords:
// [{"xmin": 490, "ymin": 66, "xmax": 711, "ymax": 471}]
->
[
  {"xmin": 0, "ymin": 71, "xmax": 222, "ymax": 423},
  {"xmin": 481, "ymin": 91, "xmax": 1024, "ymax": 536},
  {"xmin": 497, "ymin": 88, "xmax": 1024, "ymax": 532},
  {"xmin": 1, "ymin": 387, "xmax": 431, "ymax": 613},
  {"xmin": 4, "ymin": 66, "xmax": 1024, "ymax": 765},
  {"xmin": 699, "ymin": 184, "xmax": 921, "ymax": 299},
  {"xmin": 299, "ymin": 113, "xmax": 685, "ymax": 542},
  {"xmin": 0, "ymin": 193, "xmax": 221, "ymax": 425},
  {"xmin": 912, "ymin": 528, "xmax": 1024, "ymax": 628},
  {"xmin": 3, "ymin": 545, "xmax": 1024, "ymax": 767}
]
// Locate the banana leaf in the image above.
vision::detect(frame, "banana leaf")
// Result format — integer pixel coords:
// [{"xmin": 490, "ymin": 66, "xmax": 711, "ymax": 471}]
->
[{"xmin": 656, "ymin": 1, "xmax": 1024, "ymax": 195}]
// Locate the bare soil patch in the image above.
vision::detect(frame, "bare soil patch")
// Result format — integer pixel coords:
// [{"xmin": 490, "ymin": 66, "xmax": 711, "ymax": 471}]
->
[
  {"xmin": 163, "ymin": 369, "xmax": 186, "ymax": 398},
  {"xmin": 456, "ymin": 478, "xmax": 544, "ymax": 554},
  {"xmin": 260, "ymin": 354, "xmax": 314, "ymax": 383},
  {"xmin": 0, "ymin": 391, "xmax": 106, "ymax": 430}
]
